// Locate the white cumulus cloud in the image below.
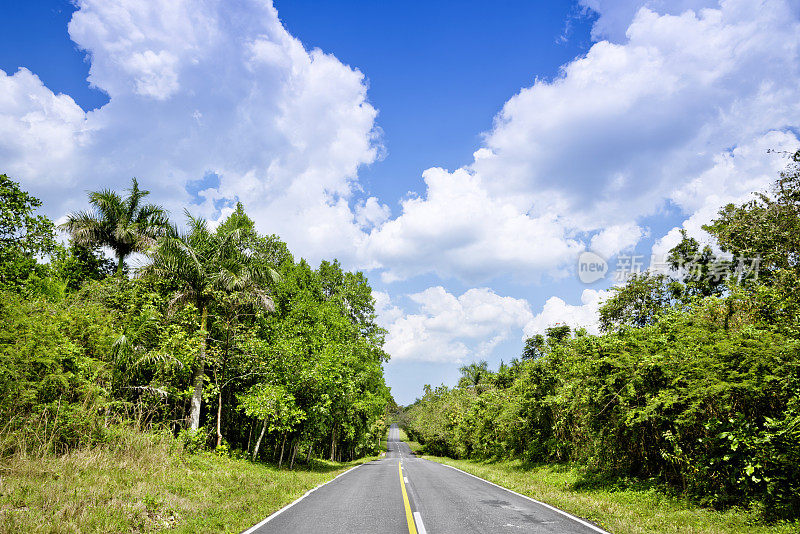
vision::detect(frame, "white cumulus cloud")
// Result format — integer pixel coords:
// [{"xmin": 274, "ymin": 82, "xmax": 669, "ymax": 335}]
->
[
  {"xmin": 364, "ymin": 0, "xmax": 800, "ymax": 284},
  {"xmin": 381, "ymin": 287, "xmax": 534, "ymax": 362},
  {"xmin": 0, "ymin": 0, "xmax": 381, "ymax": 266},
  {"xmin": 652, "ymin": 130, "xmax": 800, "ymax": 257},
  {"xmin": 523, "ymin": 289, "xmax": 609, "ymax": 337},
  {"xmin": 364, "ymin": 166, "xmax": 583, "ymax": 283},
  {"xmin": 378, "ymin": 286, "xmax": 610, "ymax": 363}
]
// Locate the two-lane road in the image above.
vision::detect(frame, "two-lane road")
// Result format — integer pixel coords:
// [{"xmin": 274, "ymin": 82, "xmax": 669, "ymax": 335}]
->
[{"xmin": 245, "ymin": 424, "xmax": 607, "ymax": 533}]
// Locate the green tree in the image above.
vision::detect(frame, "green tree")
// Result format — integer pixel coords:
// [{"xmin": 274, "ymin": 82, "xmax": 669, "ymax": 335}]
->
[
  {"xmin": 238, "ymin": 383, "xmax": 304, "ymax": 464},
  {"xmin": 0, "ymin": 174, "xmax": 55, "ymax": 290},
  {"xmin": 522, "ymin": 334, "xmax": 546, "ymax": 360},
  {"xmin": 62, "ymin": 178, "xmax": 168, "ymax": 275},
  {"xmin": 599, "ymin": 273, "xmax": 677, "ymax": 332},
  {"xmin": 208, "ymin": 208, "xmax": 280, "ymax": 447},
  {"xmin": 704, "ymin": 149, "xmax": 800, "ymax": 279},
  {"xmin": 545, "ymin": 324, "xmax": 571, "ymax": 344},
  {"xmin": 142, "ymin": 207, "xmax": 276, "ymax": 432},
  {"xmin": 51, "ymin": 243, "xmax": 115, "ymax": 291},
  {"xmin": 704, "ymin": 149, "xmax": 800, "ymax": 332},
  {"xmin": 458, "ymin": 361, "xmax": 490, "ymax": 391},
  {"xmin": 667, "ymin": 229, "xmax": 727, "ymax": 300}
]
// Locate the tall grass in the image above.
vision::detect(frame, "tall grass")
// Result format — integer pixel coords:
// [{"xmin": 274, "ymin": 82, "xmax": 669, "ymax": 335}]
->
[{"xmin": 0, "ymin": 424, "xmax": 372, "ymax": 533}]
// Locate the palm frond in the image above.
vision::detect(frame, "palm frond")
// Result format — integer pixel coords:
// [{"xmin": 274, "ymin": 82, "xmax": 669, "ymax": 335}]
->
[
  {"xmin": 250, "ymin": 287, "xmax": 276, "ymax": 312},
  {"xmin": 89, "ymin": 190, "xmax": 124, "ymax": 223},
  {"xmin": 135, "ymin": 203, "xmax": 169, "ymax": 235},
  {"xmin": 125, "ymin": 178, "xmax": 150, "ymax": 220},
  {"xmin": 112, "ymin": 334, "xmax": 145, "ymax": 364},
  {"xmin": 133, "ymin": 351, "xmax": 185, "ymax": 370},
  {"xmin": 60, "ymin": 211, "xmax": 108, "ymax": 248},
  {"xmin": 184, "ymin": 209, "xmax": 210, "ymax": 238},
  {"xmin": 166, "ymin": 290, "xmax": 196, "ymax": 315},
  {"xmin": 62, "ymin": 180, "xmax": 169, "ymax": 270}
]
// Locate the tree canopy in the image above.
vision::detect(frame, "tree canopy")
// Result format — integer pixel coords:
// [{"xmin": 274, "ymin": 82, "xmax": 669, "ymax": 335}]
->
[
  {"xmin": 62, "ymin": 177, "xmax": 168, "ymax": 274},
  {"xmin": 0, "ymin": 175, "xmax": 392, "ymax": 469},
  {"xmin": 402, "ymin": 151, "xmax": 800, "ymax": 520}
]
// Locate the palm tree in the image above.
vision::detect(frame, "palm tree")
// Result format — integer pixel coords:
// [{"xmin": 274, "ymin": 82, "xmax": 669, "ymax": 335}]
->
[
  {"xmin": 61, "ymin": 178, "xmax": 168, "ymax": 274},
  {"xmin": 142, "ymin": 206, "xmax": 278, "ymax": 432},
  {"xmin": 212, "ymin": 255, "xmax": 279, "ymax": 447}
]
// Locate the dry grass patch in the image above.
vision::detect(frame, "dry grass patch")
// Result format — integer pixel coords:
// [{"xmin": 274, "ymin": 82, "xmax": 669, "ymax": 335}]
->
[{"xmin": 0, "ymin": 427, "xmax": 373, "ymax": 533}]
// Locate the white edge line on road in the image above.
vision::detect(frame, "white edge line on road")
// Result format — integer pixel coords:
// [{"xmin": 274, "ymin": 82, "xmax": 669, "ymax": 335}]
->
[
  {"xmin": 240, "ymin": 463, "xmax": 365, "ymax": 534},
  {"xmin": 413, "ymin": 511, "xmax": 427, "ymax": 534},
  {"xmin": 440, "ymin": 464, "xmax": 610, "ymax": 534}
]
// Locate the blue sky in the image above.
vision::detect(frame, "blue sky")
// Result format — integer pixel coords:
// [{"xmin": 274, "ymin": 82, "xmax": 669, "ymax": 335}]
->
[{"xmin": 2, "ymin": 0, "xmax": 799, "ymax": 404}]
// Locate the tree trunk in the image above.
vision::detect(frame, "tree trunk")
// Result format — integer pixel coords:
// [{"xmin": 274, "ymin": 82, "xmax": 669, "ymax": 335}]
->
[
  {"xmin": 189, "ymin": 304, "xmax": 208, "ymax": 431},
  {"xmin": 289, "ymin": 441, "xmax": 298, "ymax": 470},
  {"xmin": 116, "ymin": 255, "xmax": 125, "ymax": 276},
  {"xmin": 278, "ymin": 433, "xmax": 287, "ymax": 468},
  {"xmin": 329, "ymin": 428, "xmax": 336, "ymax": 461},
  {"xmin": 252, "ymin": 417, "xmax": 268, "ymax": 461},
  {"xmin": 215, "ymin": 386, "xmax": 224, "ymax": 448},
  {"xmin": 306, "ymin": 445, "xmax": 312, "ymax": 464},
  {"xmin": 215, "ymin": 325, "xmax": 230, "ymax": 448}
]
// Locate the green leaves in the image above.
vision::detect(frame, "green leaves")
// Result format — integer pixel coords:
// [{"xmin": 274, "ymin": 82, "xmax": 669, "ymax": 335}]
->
[
  {"xmin": 599, "ymin": 273, "xmax": 678, "ymax": 332},
  {"xmin": 0, "ymin": 174, "xmax": 56, "ymax": 291},
  {"xmin": 62, "ymin": 177, "xmax": 168, "ymax": 274},
  {"xmin": 403, "ymin": 304, "xmax": 800, "ymax": 519},
  {"xmin": 237, "ymin": 383, "xmax": 305, "ymax": 434},
  {"xmin": 0, "ymin": 179, "xmax": 390, "ymax": 467}
]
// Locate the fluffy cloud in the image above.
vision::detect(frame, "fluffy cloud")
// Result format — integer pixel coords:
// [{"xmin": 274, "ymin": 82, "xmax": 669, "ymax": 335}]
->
[
  {"xmin": 579, "ymin": 0, "xmax": 720, "ymax": 42},
  {"xmin": 364, "ymin": 0, "xmax": 800, "ymax": 283},
  {"xmin": 523, "ymin": 289, "xmax": 609, "ymax": 337},
  {"xmin": 478, "ymin": 0, "xmax": 800, "ymax": 226},
  {"xmin": 378, "ymin": 286, "xmax": 609, "ymax": 363},
  {"xmin": 364, "ymin": 165, "xmax": 583, "ymax": 283},
  {"xmin": 590, "ymin": 223, "xmax": 647, "ymax": 259},
  {"xmin": 652, "ymin": 130, "xmax": 800, "ymax": 257},
  {"xmin": 0, "ymin": 0, "xmax": 382, "ymax": 265},
  {"xmin": 381, "ymin": 287, "xmax": 534, "ymax": 362},
  {"xmin": 0, "ymin": 68, "xmax": 90, "ymax": 187}
]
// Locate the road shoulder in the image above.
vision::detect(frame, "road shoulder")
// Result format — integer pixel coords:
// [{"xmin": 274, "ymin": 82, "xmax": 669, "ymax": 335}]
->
[{"xmin": 418, "ymin": 456, "xmax": 798, "ymax": 534}]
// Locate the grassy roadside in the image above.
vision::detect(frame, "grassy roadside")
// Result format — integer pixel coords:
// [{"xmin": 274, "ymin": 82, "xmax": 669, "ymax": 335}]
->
[
  {"xmin": 0, "ymin": 428, "xmax": 374, "ymax": 533},
  {"xmin": 420, "ymin": 456, "xmax": 798, "ymax": 534},
  {"xmin": 396, "ymin": 429, "xmax": 422, "ymax": 454}
]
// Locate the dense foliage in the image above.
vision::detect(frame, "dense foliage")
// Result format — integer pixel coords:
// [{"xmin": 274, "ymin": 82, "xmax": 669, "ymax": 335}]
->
[
  {"xmin": 403, "ymin": 152, "xmax": 800, "ymax": 520},
  {"xmin": 0, "ymin": 175, "xmax": 391, "ymax": 467}
]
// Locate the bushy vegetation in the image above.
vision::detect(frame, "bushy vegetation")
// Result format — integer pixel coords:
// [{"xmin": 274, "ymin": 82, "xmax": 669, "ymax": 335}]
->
[
  {"xmin": 0, "ymin": 424, "xmax": 375, "ymax": 533},
  {"xmin": 0, "ymin": 174, "xmax": 391, "ymax": 468},
  {"xmin": 402, "ymin": 152, "xmax": 800, "ymax": 521}
]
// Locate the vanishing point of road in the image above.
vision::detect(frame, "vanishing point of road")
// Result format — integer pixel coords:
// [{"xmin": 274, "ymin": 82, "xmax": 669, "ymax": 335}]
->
[{"xmin": 244, "ymin": 424, "xmax": 608, "ymax": 534}]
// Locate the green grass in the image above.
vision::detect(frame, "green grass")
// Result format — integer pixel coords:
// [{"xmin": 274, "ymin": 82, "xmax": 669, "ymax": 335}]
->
[
  {"xmin": 0, "ymin": 427, "xmax": 375, "ymax": 533},
  {"xmin": 405, "ymin": 440, "xmax": 423, "ymax": 454},
  {"xmin": 421, "ymin": 456, "xmax": 798, "ymax": 534},
  {"xmin": 395, "ymin": 428, "xmax": 422, "ymax": 454}
]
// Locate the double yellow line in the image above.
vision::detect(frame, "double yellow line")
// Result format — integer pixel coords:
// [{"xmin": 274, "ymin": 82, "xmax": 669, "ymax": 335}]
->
[{"xmin": 398, "ymin": 461, "xmax": 418, "ymax": 534}]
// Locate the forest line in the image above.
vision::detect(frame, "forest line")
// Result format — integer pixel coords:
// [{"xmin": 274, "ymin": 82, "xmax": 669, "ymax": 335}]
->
[
  {"xmin": 0, "ymin": 174, "xmax": 392, "ymax": 466},
  {"xmin": 400, "ymin": 151, "xmax": 800, "ymax": 521}
]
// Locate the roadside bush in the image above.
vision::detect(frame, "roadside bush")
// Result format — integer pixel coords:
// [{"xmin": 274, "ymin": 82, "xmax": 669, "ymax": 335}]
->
[
  {"xmin": 403, "ymin": 304, "xmax": 800, "ymax": 519},
  {"xmin": 0, "ymin": 291, "xmax": 115, "ymax": 456}
]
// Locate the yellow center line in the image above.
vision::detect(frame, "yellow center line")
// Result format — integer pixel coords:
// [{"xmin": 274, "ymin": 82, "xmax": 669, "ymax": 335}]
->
[{"xmin": 399, "ymin": 461, "xmax": 418, "ymax": 534}]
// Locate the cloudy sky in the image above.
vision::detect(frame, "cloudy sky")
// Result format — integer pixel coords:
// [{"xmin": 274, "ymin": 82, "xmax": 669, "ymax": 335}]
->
[{"xmin": 2, "ymin": 0, "xmax": 799, "ymax": 403}]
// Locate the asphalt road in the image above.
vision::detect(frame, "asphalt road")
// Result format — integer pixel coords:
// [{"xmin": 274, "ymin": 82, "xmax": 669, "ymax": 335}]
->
[{"xmin": 244, "ymin": 424, "xmax": 607, "ymax": 534}]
